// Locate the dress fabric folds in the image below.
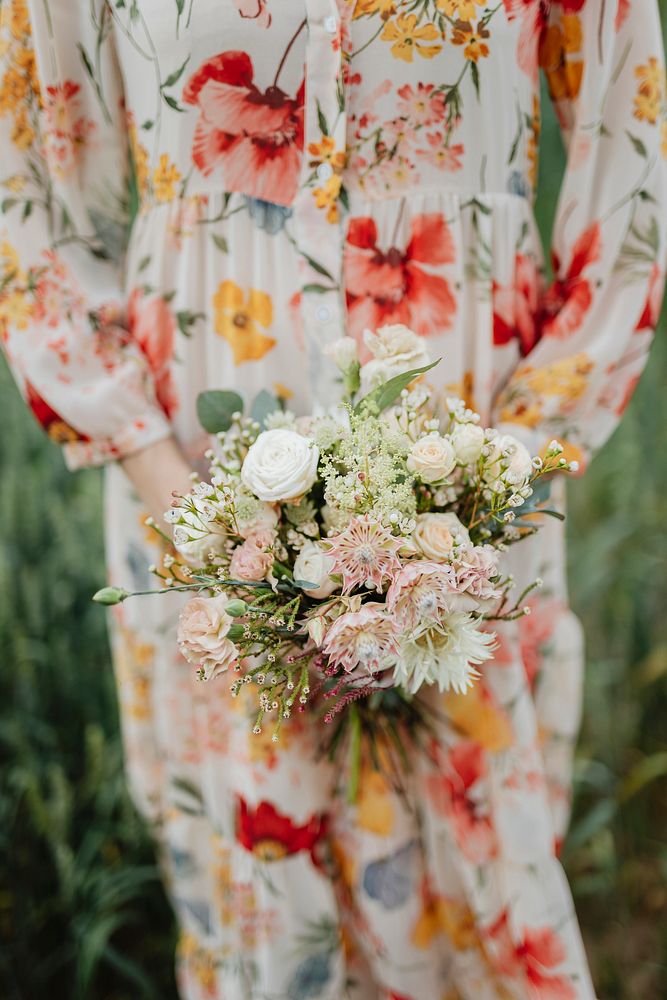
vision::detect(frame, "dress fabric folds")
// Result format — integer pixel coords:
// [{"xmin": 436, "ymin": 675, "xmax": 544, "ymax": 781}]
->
[{"xmin": 1, "ymin": 1, "xmax": 666, "ymax": 997}]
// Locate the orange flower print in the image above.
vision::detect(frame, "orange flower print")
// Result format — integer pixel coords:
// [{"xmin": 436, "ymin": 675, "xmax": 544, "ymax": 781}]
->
[
  {"xmin": 426, "ymin": 740, "xmax": 498, "ymax": 863},
  {"xmin": 344, "ymin": 212, "xmax": 457, "ymax": 343},
  {"xmin": 483, "ymin": 910, "xmax": 576, "ymax": 1000},
  {"xmin": 313, "ymin": 173, "xmax": 343, "ymax": 223},
  {"xmin": 381, "ymin": 14, "xmax": 442, "ymax": 63},
  {"xmin": 352, "ymin": 0, "xmax": 396, "ymax": 20},
  {"xmin": 436, "ymin": 0, "xmax": 482, "ymax": 19},
  {"xmin": 540, "ymin": 14, "xmax": 584, "ymax": 104},
  {"xmin": 25, "ymin": 380, "xmax": 88, "ymax": 444},
  {"xmin": 43, "ymin": 81, "xmax": 96, "ymax": 177},
  {"xmin": 633, "ymin": 57, "xmax": 665, "ymax": 125},
  {"xmin": 152, "ymin": 152, "xmax": 181, "ymax": 202},
  {"xmin": 128, "ymin": 288, "xmax": 179, "ymax": 418},
  {"xmin": 452, "ymin": 23, "xmax": 490, "ymax": 63},
  {"xmin": 213, "ymin": 280, "xmax": 276, "ymax": 364}
]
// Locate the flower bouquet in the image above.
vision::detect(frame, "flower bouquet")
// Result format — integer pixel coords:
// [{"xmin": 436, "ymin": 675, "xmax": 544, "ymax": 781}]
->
[{"xmin": 96, "ymin": 326, "xmax": 575, "ymax": 794}]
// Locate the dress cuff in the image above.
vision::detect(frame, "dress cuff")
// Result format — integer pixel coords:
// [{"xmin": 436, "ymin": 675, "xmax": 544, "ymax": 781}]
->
[{"xmin": 62, "ymin": 408, "xmax": 173, "ymax": 471}]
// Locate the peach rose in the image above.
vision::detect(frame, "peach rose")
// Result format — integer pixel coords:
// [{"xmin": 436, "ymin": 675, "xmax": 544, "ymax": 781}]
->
[
  {"xmin": 229, "ymin": 536, "xmax": 274, "ymax": 581},
  {"xmin": 412, "ymin": 512, "xmax": 470, "ymax": 562},
  {"xmin": 177, "ymin": 595, "xmax": 238, "ymax": 680}
]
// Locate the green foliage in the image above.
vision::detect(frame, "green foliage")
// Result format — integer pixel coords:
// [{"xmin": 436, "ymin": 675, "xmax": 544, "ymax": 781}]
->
[{"xmin": 2, "ymin": 32, "xmax": 667, "ymax": 999}]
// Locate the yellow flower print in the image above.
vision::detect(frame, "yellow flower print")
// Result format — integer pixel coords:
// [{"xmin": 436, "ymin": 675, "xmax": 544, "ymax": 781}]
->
[
  {"xmin": 381, "ymin": 14, "xmax": 442, "ymax": 63},
  {"xmin": 412, "ymin": 894, "xmax": 478, "ymax": 951},
  {"xmin": 661, "ymin": 119, "xmax": 667, "ymax": 160},
  {"xmin": 129, "ymin": 125, "xmax": 150, "ymax": 201},
  {"xmin": 499, "ymin": 354, "xmax": 594, "ymax": 426},
  {"xmin": 213, "ymin": 280, "xmax": 276, "ymax": 364},
  {"xmin": 634, "ymin": 57, "xmax": 665, "ymax": 125},
  {"xmin": 451, "ymin": 23, "xmax": 490, "ymax": 63},
  {"xmin": 313, "ymin": 173, "xmax": 342, "ymax": 224},
  {"xmin": 308, "ymin": 134, "xmax": 346, "ymax": 173},
  {"xmin": 355, "ymin": 766, "xmax": 395, "ymax": 835},
  {"xmin": 526, "ymin": 93, "xmax": 541, "ymax": 189},
  {"xmin": 7, "ymin": 0, "xmax": 30, "ymax": 42},
  {"xmin": 352, "ymin": 0, "xmax": 395, "ymax": 20},
  {"xmin": 273, "ymin": 382, "xmax": 293, "ymax": 400},
  {"xmin": 177, "ymin": 931, "xmax": 218, "ymax": 994},
  {"xmin": 3, "ymin": 173, "xmax": 26, "ymax": 192},
  {"xmin": 0, "ymin": 288, "xmax": 31, "ymax": 329},
  {"xmin": 436, "ymin": 0, "xmax": 481, "ymax": 19},
  {"xmin": 539, "ymin": 16, "xmax": 584, "ymax": 103},
  {"xmin": 443, "ymin": 685, "xmax": 513, "ymax": 753},
  {"xmin": 10, "ymin": 106, "xmax": 34, "ymax": 149},
  {"xmin": 152, "ymin": 152, "xmax": 181, "ymax": 202}
]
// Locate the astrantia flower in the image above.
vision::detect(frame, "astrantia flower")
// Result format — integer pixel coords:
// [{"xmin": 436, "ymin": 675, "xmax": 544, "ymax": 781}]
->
[
  {"xmin": 321, "ymin": 603, "xmax": 399, "ymax": 674},
  {"xmin": 386, "ymin": 560, "xmax": 457, "ymax": 629},
  {"xmin": 326, "ymin": 515, "xmax": 403, "ymax": 594},
  {"xmin": 395, "ymin": 614, "xmax": 495, "ymax": 694}
]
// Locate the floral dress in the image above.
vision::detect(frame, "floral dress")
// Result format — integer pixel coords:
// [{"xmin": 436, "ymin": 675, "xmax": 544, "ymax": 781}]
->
[{"xmin": 1, "ymin": 1, "xmax": 666, "ymax": 997}]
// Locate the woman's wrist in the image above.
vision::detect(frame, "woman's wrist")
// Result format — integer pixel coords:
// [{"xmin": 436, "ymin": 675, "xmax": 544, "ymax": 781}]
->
[{"xmin": 120, "ymin": 436, "xmax": 193, "ymax": 526}]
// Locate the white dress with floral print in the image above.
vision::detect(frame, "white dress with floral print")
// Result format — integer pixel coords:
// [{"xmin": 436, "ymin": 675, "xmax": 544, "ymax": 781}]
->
[{"xmin": 1, "ymin": 1, "xmax": 666, "ymax": 998}]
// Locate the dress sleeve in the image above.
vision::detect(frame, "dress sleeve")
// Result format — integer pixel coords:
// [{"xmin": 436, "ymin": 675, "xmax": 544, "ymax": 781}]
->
[
  {"xmin": 494, "ymin": 0, "xmax": 667, "ymax": 468},
  {"xmin": 0, "ymin": 0, "xmax": 172, "ymax": 469}
]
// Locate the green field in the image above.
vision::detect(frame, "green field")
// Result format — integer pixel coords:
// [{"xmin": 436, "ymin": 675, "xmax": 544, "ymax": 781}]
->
[{"xmin": 1, "ymin": 30, "xmax": 667, "ymax": 1000}]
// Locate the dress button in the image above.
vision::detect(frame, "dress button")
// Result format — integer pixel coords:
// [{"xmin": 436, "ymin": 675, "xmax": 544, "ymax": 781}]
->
[
  {"xmin": 317, "ymin": 162, "xmax": 334, "ymax": 181},
  {"xmin": 324, "ymin": 15, "xmax": 338, "ymax": 34},
  {"xmin": 316, "ymin": 305, "xmax": 332, "ymax": 323}
]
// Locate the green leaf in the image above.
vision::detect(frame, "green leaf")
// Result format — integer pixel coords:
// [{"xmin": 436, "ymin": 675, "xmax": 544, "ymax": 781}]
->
[
  {"xmin": 161, "ymin": 55, "xmax": 190, "ymax": 90},
  {"xmin": 196, "ymin": 389, "xmax": 244, "ymax": 433},
  {"xmin": 1, "ymin": 198, "xmax": 18, "ymax": 214},
  {"xmin": 301, "ymin": 282, "xmax": 334, "ymax": 294},
  {"xmin": 354, "ymin": 359, "xmax": 441, "ymax": 416},
  {"xmin": 175, "ymin": 0, "xmax": 185, "ymax": 13},
  {"xmin": 471, "ymin": 61, "xmax": 480, "ymax": 100},
  {"xmin": 316, "ymin": 99, "xmax": 329, "ymax": 137},
  {"xmin": 176, "ymin": 310, "xmax": 205, "ymax": 336},
  {"xmin": 626, "ymin": 131, "xmax": 647, "ymax": 158},
  {"xmin": 301, "ymin": 253, "xmax": 335, "ymax": 281},
  {"xmin": 137, "ymin": 254, "xmax": 151, "ymax": 273},
  {"xmin": 250, "ymin": 389, "xmax": 279, "ymax": 428},
  {"xmin": 212, "ymin": 233, "xmax": 228, "ymax": 253},
  {"xmin": 162, "ymin": 93, "xmax": 185, "ymax": 113}
]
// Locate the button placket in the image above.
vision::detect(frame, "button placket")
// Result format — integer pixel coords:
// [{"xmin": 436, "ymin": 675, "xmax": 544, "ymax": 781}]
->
[{"xmin": 292, "ymin": 0, "xmax": 348, "ymax": 410}]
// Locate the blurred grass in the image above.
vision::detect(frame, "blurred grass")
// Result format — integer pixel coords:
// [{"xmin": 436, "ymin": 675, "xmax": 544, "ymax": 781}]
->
[{"xmin": 1, "ymin": 24, "xmax": 667, "ymax": 1000}]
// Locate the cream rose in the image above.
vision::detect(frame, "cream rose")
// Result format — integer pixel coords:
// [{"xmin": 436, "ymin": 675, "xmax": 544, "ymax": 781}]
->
[
  {"xmin": 324, "ymin": 336, "xmax": 359, "ymax": 371},
  {"xmin": 360, "ymin": 324, "xmax": 431, "ymax": 394},
  {"xmin": 451, "ymin": 422, "xmax": 485, "ymax": 465},
  {"xmin": 407, "ymin": 434, "xmax": 456, "ymax": 483},
  {"xmin": 177, "ymin": 595, "xmax": 239, "ymax": 680},
  {"xmin": 293, "ymin": 540, "xmax": 339, "ymax": 599},
  {"xmin": 241, "ymin": 428, "xmax": 319, "ymax": 502},
  {"xmin": 413, "ymin": 512, "xmax": 471, "ymax": 561},
  {"xmin": 484, "ymin": 433, "xmax": 533, "ymax": 486}
]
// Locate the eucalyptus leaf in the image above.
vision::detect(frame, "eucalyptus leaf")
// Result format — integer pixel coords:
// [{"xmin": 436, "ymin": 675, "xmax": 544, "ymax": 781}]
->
[
  {"xmin": 196, "ymin": 390, "xmax": 243, "ymax": 433},
  {"xmin": 293, "ymin": 579, "xmax": 319, "ymax": 591},
  {"xmin": 354, "ymin": 359, "xmax": 440, "ymax": 416},
  {"xmin": 250, "ymin": 389, "xmax": 279, "ymax": 428}
]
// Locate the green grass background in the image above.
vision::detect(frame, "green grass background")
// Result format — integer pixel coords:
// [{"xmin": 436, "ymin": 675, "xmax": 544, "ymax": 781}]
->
[{"xmin": 1, "ymin": 18, "xmax": 667, "ymax": 999}]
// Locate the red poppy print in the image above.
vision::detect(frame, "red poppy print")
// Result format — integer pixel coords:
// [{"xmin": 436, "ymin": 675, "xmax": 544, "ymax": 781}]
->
[
  {"xmin": 493, "ymin": 253, "xmax": 543, "ymax": 356},
  {"xmin": 236, "ymin": 797, "xmax": 327, "ymax": 864},
  {"xmin": 542, "ymin": 222, "xmax": 601, "ymax": 340},
  {"xmin": 128, "ymin": 288, "xmax": 179, "ymax": 419},
  {"xmin": 344, "ymin": 213, "xmax": 457, "ymax": 348},
  {"xmin": 182, "ymin": 50, "xmax": 304, "ymax": 206},
  {"xmin": 25, "ymin": 381, "xmax": 88, "ymax": 444},
  {"xmin": 503, "ymin": 1, "xmax": 549, "ymax": 81},
  {"xmin": 425, "ymin": 740, "xmax": 497, "ymax": 863},
  {"xmin": 484, "ymin": 910, "xmax": 576, "ymax": 1000},
  {"xmin": 635, "ymin": 262, "xmax": 664, "ymax": 331}
]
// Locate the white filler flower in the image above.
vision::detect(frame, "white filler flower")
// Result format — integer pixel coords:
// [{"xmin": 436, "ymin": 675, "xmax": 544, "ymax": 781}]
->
[
  {"xmin": 241, "ymin": 428, "xmax": 319, "ymax": 502},
  {"xmin": 394, "ymin": 614, "xmax": 495, "ymax": 694}
]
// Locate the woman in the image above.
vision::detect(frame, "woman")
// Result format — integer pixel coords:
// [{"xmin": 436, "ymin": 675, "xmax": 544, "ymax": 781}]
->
[{"xmin": 1, "ymin": 1, "xmax": 665, "ymax": 997}]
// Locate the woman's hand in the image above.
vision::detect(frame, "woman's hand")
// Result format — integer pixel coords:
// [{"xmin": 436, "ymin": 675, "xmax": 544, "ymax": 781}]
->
[{"xmin": 120, "ymin": 436, "xmax": 193, "ymax": 527}]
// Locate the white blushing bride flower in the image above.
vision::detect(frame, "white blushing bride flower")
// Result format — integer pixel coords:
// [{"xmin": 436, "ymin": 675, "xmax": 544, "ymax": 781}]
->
[
  {"xmin": 241, "ymin": 428, "xmax": 319, "ymax": 502},
  {"xmin": 394, "ymin": 614, "xmax": 496, "ymax": 695}
]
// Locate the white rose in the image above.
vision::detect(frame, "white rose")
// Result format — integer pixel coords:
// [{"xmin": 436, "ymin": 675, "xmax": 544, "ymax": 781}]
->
[
  {"xmin": 324, "ymin": 336, "xmax": 359, "ymax": 372},
  {"xmin": 241, "ymin": 429, "xmax": 319, "ymax": 502},
  {"xmin": 413, "ymin": 512, "xmax": 471, "ymax": 561},
  {"xmin": 293, "ymin": 541, "xmax": 339, "ymax": 599},
  {"xmin": 484, "ymin": 433, "xmax": 533, "ymax": 486},
  {"xmin": 451, "ymin": 423, "xmax": 485, "ymax": 465},
  {"xmin": 407, "ymin": 434, "xmax": 456, "ymax": 483},
  {"xmin": 360, "ymin": 324, "xmax": 431, "ymax": 395}
]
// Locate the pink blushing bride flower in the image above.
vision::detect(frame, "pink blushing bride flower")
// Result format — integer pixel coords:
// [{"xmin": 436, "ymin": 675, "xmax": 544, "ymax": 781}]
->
[
  {"xmin": 325, "ymin": 515, "xmax": 402, "ymax": 594},
  {"xmin": 386, "ymin": 560, "xmax": 458, "ymax": 629},
  {"xmin": 321, "ymin": 603, "xmax": 399, "ymax": 675}
]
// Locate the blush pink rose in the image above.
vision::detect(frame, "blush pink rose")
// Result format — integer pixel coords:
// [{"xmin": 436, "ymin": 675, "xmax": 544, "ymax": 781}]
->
[
  {"xmin": 229, "ymin": 536, "xmax": 274, "ymax": 582},
  {"xmin": 177, "ymin": 595, "xmax": 239, "ymax": 680}
]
